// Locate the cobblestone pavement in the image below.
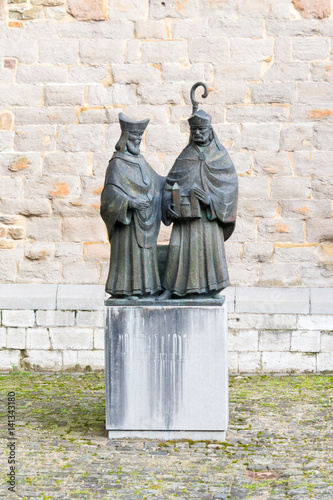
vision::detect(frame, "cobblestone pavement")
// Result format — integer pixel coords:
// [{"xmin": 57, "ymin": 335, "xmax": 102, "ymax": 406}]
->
[{"xmin": 0, "ymin": 372, "xmax": 332, "ymax": 500}]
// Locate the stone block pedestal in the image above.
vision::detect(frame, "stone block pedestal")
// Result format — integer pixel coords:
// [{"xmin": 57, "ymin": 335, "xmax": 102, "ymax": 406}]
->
[{"xmin": 105, "ymin": 298, "xmax": 228, "ymax": 440}]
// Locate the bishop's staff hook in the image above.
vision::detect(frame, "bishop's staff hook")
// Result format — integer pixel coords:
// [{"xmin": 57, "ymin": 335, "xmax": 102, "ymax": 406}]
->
[{"xmin": 190, "ymin": 82, "xmax": 209, "ymax": 115}]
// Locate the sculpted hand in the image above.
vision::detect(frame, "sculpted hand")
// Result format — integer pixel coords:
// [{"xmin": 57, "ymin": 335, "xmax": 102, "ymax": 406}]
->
[
  {"xmin": 129, "ymin": 200, "xmax": 149, "ymax": 210},
  {"xmin": 167, "ymin": 203, "xmax": 179, "ymax": 219},
  {"xmin": 194, "ymin": 187, "xmax": 210, "ymax": 206}
]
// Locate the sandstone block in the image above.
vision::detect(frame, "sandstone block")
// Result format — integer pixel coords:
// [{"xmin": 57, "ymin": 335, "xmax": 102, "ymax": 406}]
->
[
  {"xmin": 306, "ymin": 219, "xmax": 333, "ymax": 243},
  {"xmin": 58, "ymin": 20, "xmax": 134, "ymax": 39},
  {"xmin": 50, "ymin": 327, "xmax": 93, "ymax": 349},
  {"xmin": 314, "ymin": 124, "xmax": 333, "ymax": 150},
  {"xmin": 2, "ymin": 309, "xmax": 34, "ymax": 327},
  {"xmin": 26, "ymin": 328, "xmax": 51, "ymax": 349},
  {"xmin": 266, "ymin": 19, "xmax": 318, "ymax": 37},
  {"xmin": 274, "ymin": 37, "xmax": 291, "ymax": 62},
  {"xmin": 9, "ymin": 7, "xmax": 44, "ymax": 20},
  {"xmin": 229, "ymin": 330, "xmax": 258, "ymax": 352},
  {"xmin": 230, "ymin": 217, "xmax": 256, "ymax": 243},
  {"xmin": 15, "ymin": 107, "xmax": 76, "ymax": 126},
  {"xmin": 0, "ymin": 261, "xmax": 16, "ymax": 283},
  {"xmin": 310, "ymin": 62, "xmax": 333, "ymax": 82},
  {"xmin": 0, "ymin": 350, "xmax": 21, "ymax": 370},
  {"xmin": 228, "ymin": 263, "xmax": 259, "ymax": 286},
  {"xmin": 238, "ymin": 177, "xmax": 269, "ymax": 200},
  {"xmin": 124, "ymin": 39, "xmax": 140, "ymax": 64},
  {"xmin": 311, "ymin": 177, "xmax": 333, "ymax": 199},
  {"xmin": 62, "ymin": 217, "xmax": 106, "ymax": 242},
  {"xmin": 229, "ymin": 351, "xmax": 238, "ymax": 373},
  {"xmin": 87, "ymin": 84, "xmax": 137, "ymax": 106},
  {"xmin": 23, "ymin": 350, "xmax": 62, "ymax": 371},
  {"xmin": 262, "ymin": 352, "xmax": 315, "ymax": 373},
  {"xmin": 291, "ymin": 331, "xmax": 320, "ymax": 352},
  {"xmin": 238, "ymin": 352, "xmax": 261, "ymax": 373},
  {"xmin": 18, "ymin": 261, "xmax": 62, "ymax": 283},
  {"xmin": 251, "ymin": 83, "xmax": 296, "ymax": 104},
  {"xmin": 17, "ymin": 63, "xmax": 67, "ymax": 85},
  {"xmin": 83, "ymin": 242, "xmax": 109, "ymax": 262},
  {"xmin": 55, "ymin": 242, "xmax": 82, "ymax": 262},
  {"xmin": 271, "ymin": 177, "xmax": 311, "ymax": 199},
  {"xmin": 77, "ymin": 310, "xmax": 104, "ymax": 328},
  {"xmin": 292, "ymin": 37, "xmax": 329, "ymax": 62},
  {"xmin": 21, "ymin": 19, "xmax": 58, "ymax": 39},
  {"xmin": 264, "ymin": 62, "xmax": 308, "ymax": 82},
  {"xmin": 298, "ymin": 82, "xmax": 333, "ymax": 104},
  {"xmin": 0, "ymin": 84, "xmax": 42, "ymax": 106},
  {"xmin": 183, "ymin": 82, "xmax": 248, "ymax": 106},
  {"xmin": 141, "ymin": 41, "xmax": 187, "ymax": 64},
  {"xmin": 0, "ymin": 39, "xmax": 37, "ymax": 64},
  {"xmin": 227, "ymin": 105, "xmax": 287, "ymax": 123},
  {"xmin": 137, "ymin": 83, "xmax": 181, "ymax": 105},
  {"xmin": 67, "ymin": 0, "xmax": 105, "ymax": 20},
  {"xmin": 36, "ymin": 310, "xmax": 75, "ymax": 327},
  {"xmin": 215, "ymin": 63, "xmax": 260, "ymax": 82},
  {"xmin": 44, "ymin": 84, "xmax": 84, "ymax": 107},
  {"xmin": 253, "ymin": 152, "xmax": 291, "ymax": 176},
  {"xmin": 162, "ymin": 63, "xmax": 205, "ymax": 83},
  {"xmin": 14, "ymin": 125, "xmax": 56, "ymax": 152},
  {"xmin": 242, "ymin": 123, "xmax": 280, "ymax": 151},
  {"xmin": 291, "ymin": 104, "xmax": 333, "ymax": 123},
  {"xmin": 238, "ymin": 0, "xmax": 290, "ymax": 19},
  {"xmin": 258, "ymin": 263, "xmax": 299, "ymax": 286},
  {"xmin": 43, "ymin": 153, "xmax": 88, "ymax": 176},
  {"xmin": 24, "ymin": 176, "xmax": 79, "ymax": 200},
  {"xmin": 79, "ymin": 39, "xmax": 123, "ymax": 65},
  {"xmin": 0, "ymin": 132, "xmax": 13, "ymax": 153},
  {"xmin": 259, "ymin": 331, "xmax": 290, "ymax": 352},
  {"xmin": 150, "ymin": 0, "xmax": 196, "ymax": 19},
  {"xmin": 209, "ymin": 18, "xmax": 263, "ymax": 38},
  {"xmin": 112, "ymin": 64, "xmax": 161, "ymax": 85},
  {"xmin": 26, "ymin": 217, "xmax": 61, "ymax": 242},
  {"xmin": 69, "ymin": 65, "xmax": 109, "ymax": 84},
  {"xmin": 0, "ymin": 327, "xmax": 6, "ymax": 348},
  {"xmin": 189, "ymin": 38, "xmax": 228, "ymax": 64},
  {"xmin": 317, "ymin": 353, "xmax": 333, "ymax": 371},
  {"xmin": 243, "ymin": 242, "xmax": 274, "ymax": 263},
  {"xmin": 0, "ymin": 199, "xmax": 51, "ymax": 217},
  {"xmin": 280, "ymin": 200, "xmax": 331, "ymax": 220},
  {"xmin": 45, "ymin": 6, "xmax": 66, "ymax": 18},
  {"xmin": 109, "ymin": 0, "xmax": 145, "ymax": 20},
  {"xmin": 292, "ymin": 0, "xmax": 331, "ymax": 19},
  {"xmin": 230, "ymin": 38, "xmax": 273, "ymax": 64},
  {"xmin": 230, "ymin": 152, "xmax": 252, "ymax": 175},
  {"xmin": 0, "ymin": 152, "xmax": 42, "ymax": 176},
  {"xmin": 136, "ymin": 20, "xmax": 167, "ymax": 39},
  {"xmin": 146, "ymin": 124, "xmax": 186, "ymax": 153},
  {"xmin": 6, "ymin": 327, "xmax": 26, "ymax": 349},
  {"xmin": 24, "ymin": 242, "xmax": 53, "ymax": 261},
  {"xmin": 39, "ymin": 39, "xmax": 78, "ymax": 65},
  {"xmin": 0, "ymin": 177, "xmax": 23, "ymax": 199},
  {"xmin": 257, "ymin": 219, "xmax": 304, "ymax": 243},
  {"xmin": 299, "ymin": 263, "xmax": 333, "ymax": 286},
  {"xmin": 213, "ymin": 123, "xmax": 241, "ymax": 151},
  {"xmin": 57, "ymin": 125, "xmax": 104, "ymax": 152},
  {"xmin": 51, "ymin": 198, "xmax": 101, "ymax": 218},
  {"xmin": 63, "ymin": 262, "xmax": 100, "ymax": 284},
  {"xmin": 274, "ymin": 245, "xmax": 318, "ymax": 263}
]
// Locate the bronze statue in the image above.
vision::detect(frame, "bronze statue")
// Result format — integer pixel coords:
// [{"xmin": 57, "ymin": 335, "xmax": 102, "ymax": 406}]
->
[
  {"xmin": 100, "ymin": 113, "xmax": 165, "ymax": 299},
  {"xmin": 159, "ymin": 83, "xmax": 238, "ymax": 299}
]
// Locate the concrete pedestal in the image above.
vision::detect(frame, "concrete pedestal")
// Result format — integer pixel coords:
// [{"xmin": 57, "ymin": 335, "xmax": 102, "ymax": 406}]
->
[{"xmin": 105, "ymin": 298, "xmax": 228, "ymax": 440}]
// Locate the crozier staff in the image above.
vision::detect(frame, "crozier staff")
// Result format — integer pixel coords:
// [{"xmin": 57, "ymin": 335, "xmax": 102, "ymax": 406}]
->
[
  {"xmin": 101, "ymin": 113, "xmax": 165, "ymax": 299},
  {"xmin": 160, "ymin": 83, "xmax": 238, "ymax": 299}
]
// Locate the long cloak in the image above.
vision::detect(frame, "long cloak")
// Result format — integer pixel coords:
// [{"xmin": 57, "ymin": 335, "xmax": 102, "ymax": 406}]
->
[
  {"xmin": 101, "ymin": 151, "xmax": 164, "ymax": 296},
  {"xmin": 162, "ymin": 135, "xmax": 238, "ymax": 296}
]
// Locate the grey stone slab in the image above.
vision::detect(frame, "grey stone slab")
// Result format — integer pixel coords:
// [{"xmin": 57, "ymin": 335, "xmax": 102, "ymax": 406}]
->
[
  {"xmin": 108, "ymin": 430, "xmax": 226, "ymax": 440},
  {"xmin": 236, "ymin": 287, "xmax": 310, "ymax": 314},
  {"xmin": 57, "ymin": 285, "xmax": 105, "ymax": 310},
  {"xmin": 105, "ymin": 302, "xmax": 228, "ymax": 438},
  {"xmin": 0, "ymin": 284, "xmax": 57, "ymax": 309},
  {"xmin": 311, "ymin": 288, "xmax": 333, "ymax": 314}
]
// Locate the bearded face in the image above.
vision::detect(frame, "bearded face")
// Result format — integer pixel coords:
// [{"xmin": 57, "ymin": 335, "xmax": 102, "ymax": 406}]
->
[{"xmin": 126, "ymin": 131, "xmax": 143, "ymax": 156}]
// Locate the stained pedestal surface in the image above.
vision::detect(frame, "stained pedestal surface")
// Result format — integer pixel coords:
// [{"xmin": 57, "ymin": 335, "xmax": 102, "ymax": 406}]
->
[{"xmin": 105, "ymin": 298, "xmax": 228, "ymax": 440}]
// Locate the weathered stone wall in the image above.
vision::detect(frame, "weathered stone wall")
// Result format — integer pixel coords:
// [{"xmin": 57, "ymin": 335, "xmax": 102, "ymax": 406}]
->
[
  {"xmin": 0, "ymin": 0, "xmax": 333, "ymax": 288},
  {"xmin": 0, "ymin": 285, "xmax": 332, "ymax": 373}
]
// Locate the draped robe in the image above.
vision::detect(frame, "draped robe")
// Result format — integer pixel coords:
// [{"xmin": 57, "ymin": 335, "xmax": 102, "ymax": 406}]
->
[
  {"xmin": 162, "ymin": 135, "xmax": 238, "ymax": 296},
  {"xmin": 101, "ymin": 151, "xmax": 164, "ymax": 296}
]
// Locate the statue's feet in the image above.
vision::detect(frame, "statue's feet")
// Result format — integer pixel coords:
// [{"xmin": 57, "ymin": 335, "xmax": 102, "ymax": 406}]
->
[{"xmin": 155, "ymin": 290, "xmax": 172, "ymax": 301}]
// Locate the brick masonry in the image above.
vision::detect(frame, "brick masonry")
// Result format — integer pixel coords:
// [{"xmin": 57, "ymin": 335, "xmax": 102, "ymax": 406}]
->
[
  {"xmin": 0, "ymin": 0, "xmax": 332, "ymax": 288},
  {"xmin": 0, "ymin": 284, "xmax": 332, "ymax": 373}
]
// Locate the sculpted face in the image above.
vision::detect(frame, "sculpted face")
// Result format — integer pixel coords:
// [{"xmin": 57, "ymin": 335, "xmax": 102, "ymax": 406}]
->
[
  {"xmin": 190, "ymin": 125, "xmax": 212, "ymax": 147},
  {"xmin": 126, "ymin": 131, "xmax": 143, "ymax": 156}
]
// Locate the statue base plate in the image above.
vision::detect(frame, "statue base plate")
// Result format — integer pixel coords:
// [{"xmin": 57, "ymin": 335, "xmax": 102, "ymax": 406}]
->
[{"xmin": 105, "ymin": 298, "xmax": 228, "ymax": 441}]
